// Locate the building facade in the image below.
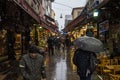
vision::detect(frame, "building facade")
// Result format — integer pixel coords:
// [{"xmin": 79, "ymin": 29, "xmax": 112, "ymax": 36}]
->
[
  {"xmin": 64, "ymin": 15, "xmax": 72, "ymax": 27},
  {"xmin": 0, "ymin": 0, "xmax": 57, "ymax": 59},
  {"xmin": 71, "ymin": 7, "xmax": 84, "ymax": 19}
]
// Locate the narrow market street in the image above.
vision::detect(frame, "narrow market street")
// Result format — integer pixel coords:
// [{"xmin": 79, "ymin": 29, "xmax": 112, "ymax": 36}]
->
[
  {"xmin": 44, "ymin": 48, "xmax": 101, "ymax": 80},
  {"xmin": 0, "ymin": 0, "xmax": 120, "ymax": 80},
  {"xmin": 0, "ymin": 47, "xmax": 102, "ymax": 80},
  {"xmin": 45, "ymin": 48, "xmax": 79, "ymax": 80},
  {"xmin": 0, "ymin": 48, "xmax": 80, "ymax": 80}
]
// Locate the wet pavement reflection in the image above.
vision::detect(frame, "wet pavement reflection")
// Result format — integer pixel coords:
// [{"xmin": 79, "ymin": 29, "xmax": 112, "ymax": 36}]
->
[
  {"xmin": 45, "ymin": 49, "xmax": 79, "ymax": 80},
  {"xmin": 0, "ymin": 47, "xmax": 101, "ymax": 80},
  {"xmin": 45, "ymin": 48, "xmax": 101, "ymax": 80}
]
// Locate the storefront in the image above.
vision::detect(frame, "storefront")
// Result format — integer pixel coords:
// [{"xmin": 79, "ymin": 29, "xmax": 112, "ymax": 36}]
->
[
  {"xmin": 0, "ymin": 29, "xmax": 7, "ymax": 56},
  {"xmin": 99, "ymin": 20, "xmax": 109, "ymax": 46},
  {"xmin": 30, "ymin": 26, "xmax": 50, "ymax": 47}
]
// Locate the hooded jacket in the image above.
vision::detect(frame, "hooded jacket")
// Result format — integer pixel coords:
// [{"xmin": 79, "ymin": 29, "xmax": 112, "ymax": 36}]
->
[
  {"xmin": 73, "ymin": 49, "xmax": 91, "ymax": 76},
  {"xmin": 19, "ymin": 53, "xmax": 45, "ymax": 80}
]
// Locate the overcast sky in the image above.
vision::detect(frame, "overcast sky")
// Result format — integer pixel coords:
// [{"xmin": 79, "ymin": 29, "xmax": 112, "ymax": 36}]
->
[{"xmin": 52, "ymin": 0, "xmax": 87, "ymax": 31}]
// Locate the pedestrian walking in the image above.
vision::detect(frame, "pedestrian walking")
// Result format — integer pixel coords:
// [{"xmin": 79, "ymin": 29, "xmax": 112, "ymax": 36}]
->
[
  {"xmin": 54, "ymin": 37, "xmax": 61, "ymax": 51},
  {"xmin": 86, "ymin": 29, "xmax": 94, "ymax": 37},
  {"xmin": 65, "ymin": 35, "xmax": 71, "ymax": 53},
  {"xmin": 73, "ymin": 48, "xmax": 97, "ymax": 80},
  {"xmin": 19, "ymin": 45, "xmax": 46, "ymax": 80},
  {"xmin": 73, "ymin": 36, "xmax": 104, "ymax": 80},
  {"xmin": 47, "ymin": 36, "xmax": 55, "ymax": 56}
]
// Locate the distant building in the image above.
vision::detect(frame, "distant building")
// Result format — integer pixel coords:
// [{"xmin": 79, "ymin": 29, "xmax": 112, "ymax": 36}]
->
[
  {"xmin": 64, "ymin": 15, "xmax": 72, "ymax": 27},
  {"xmin": 55, "ymin": 20, "xmax": 59, "ymax": 27},
  {"xmin": 51, "ymin": 9, "xmax": 55, "ymax": 19},
  {"xmin": 71, "ymin": 7, "xmax": 84, "ymax": 19}
]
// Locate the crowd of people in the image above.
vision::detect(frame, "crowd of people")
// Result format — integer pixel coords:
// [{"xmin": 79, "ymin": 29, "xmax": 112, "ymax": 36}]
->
[
  {"xmin": 18, "ymin": 34, "xmax": 99, "ymax": 80},
  {"xmin": 18, "ymin": 34, "xmax": 72, "ymax": 80},
  {"xmin": 47, "ymin": 35, "xmax": 71, "ymax": 56}
]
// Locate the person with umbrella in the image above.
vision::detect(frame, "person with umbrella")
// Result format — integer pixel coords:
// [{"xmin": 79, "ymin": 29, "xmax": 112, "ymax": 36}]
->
[{"xmin": 73, "ymin": 36, "xmax": 104, "ymax": 80}]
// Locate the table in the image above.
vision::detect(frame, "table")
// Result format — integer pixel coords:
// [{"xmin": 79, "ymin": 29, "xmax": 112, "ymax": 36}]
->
[{"xmin": 105, "ymin": 65, "xmax": 120, "ymax": 74}]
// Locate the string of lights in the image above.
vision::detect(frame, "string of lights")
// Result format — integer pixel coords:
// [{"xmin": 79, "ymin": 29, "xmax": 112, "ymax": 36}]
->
[
  {"xmin": 52, "ymin": 7, "xmax": 72, "ymax": 11},
  {"xmin": 53, "ymin": 2, "xmax": 73, "ymax": 9}
]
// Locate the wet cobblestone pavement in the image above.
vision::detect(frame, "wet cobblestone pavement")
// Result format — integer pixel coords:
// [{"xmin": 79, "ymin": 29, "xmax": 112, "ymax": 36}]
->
[
  {"xmin": 0, "ymin": 48, "xmax": 102, "ymax": 80},
  {"xmin": 45, "ymin": 49, "xmax": 79, "ymax": 80},
  {"xmin": 0, "ymin": 74, "xmax": 6, "ymax": 80}
]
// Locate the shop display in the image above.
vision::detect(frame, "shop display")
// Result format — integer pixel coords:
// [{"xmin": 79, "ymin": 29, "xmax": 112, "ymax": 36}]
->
[
  {"xmin": 0, "ymin": 30, "xmax": 7, "ymax": 56},
  {"xmin": 14, "ymin": 34, "xmax": 21, "ymax": 55}
]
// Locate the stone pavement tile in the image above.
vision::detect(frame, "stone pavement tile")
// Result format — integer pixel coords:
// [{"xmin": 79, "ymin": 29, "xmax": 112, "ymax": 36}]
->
[
  {"xmin": 91, "ymin": 72, "xmax": 102, "ymax": 80},
  {"xmin": 0, "ymin": 74, "xmax": 7, "ymax": 80},
  {"xmin": 8, "ymin": 48, "xmax": 103, "ymax": 80}
]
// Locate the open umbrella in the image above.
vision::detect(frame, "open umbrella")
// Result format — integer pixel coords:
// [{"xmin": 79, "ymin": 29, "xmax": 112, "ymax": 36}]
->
[{"xmin": 73, "ymin": 36, "xmax": 104, "ymax": 53}]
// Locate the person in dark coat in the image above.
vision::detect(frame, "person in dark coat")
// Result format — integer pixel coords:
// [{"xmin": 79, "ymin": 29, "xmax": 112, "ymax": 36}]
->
[
  {"xmin": 54, "ymin": 37, "xmax": 61, "ymax": 51},
  {"xmin": 19, "ymin": 45, "xmax": 46, "ymax": 80},
  {"xmin": 73, "ymin": 48, "xmax": 96, "ymax": 80},
  {"xmin": 65, "ymin": 35, "xmax": 71, "ymax": 53},
  {"xmin": 86, "ymin": 29, "xmax": 94, "ymax": 37},
  {"xmin": 47, "ymin": 36, "xmax": 54, "ymax": 55}
]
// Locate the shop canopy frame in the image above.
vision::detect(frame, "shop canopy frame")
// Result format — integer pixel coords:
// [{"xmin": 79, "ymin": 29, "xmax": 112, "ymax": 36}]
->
[
  {"xmin": 64, "ymin": 14, "xmax": 87, "ymax": 32},
  {"xmin": 63, "ymin": 0, "xmax": 110, "ymax": 32},
  {"xmin": 13, "ymin": 0, "xmax": 58, "ymax": 33},
  {"xmin": 13, "ymin": 0, "xmax": 40, "ymax": 23},
  {"xmin": 40, "ymin": 19, "xmax": 58, "ymax": 33}
]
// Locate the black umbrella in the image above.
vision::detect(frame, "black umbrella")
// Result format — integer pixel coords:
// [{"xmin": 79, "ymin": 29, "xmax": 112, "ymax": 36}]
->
[{"xmin": 73, "ymin": 36, "xmax": 104, "ymax": 53}]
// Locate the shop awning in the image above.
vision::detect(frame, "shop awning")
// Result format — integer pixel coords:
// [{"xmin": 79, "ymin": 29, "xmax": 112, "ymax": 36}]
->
[
  {"xmin": 13, "ymin": 0, "xmax": 40, "ymax": 23},
  {"xmin": 44, "ymin": 14, "xmax": 55, "ymax": 22},
  {"xmin": 88, "ymin": 0, "xmax": 110, "ymax": 12},
  {"xmin": 41, "ymin": 19, "xmax": 58, "ymax": 33},
  {"xmin": 13, "ymin": 0, "xmax": 58, "ymax": 33},
  {"xmin": 63, "ymin": 14, "xmax": 87, "ymax": 32},
  {"xmin": 63, "ymin": 0, "xmax": 110, "ymax": 32}
]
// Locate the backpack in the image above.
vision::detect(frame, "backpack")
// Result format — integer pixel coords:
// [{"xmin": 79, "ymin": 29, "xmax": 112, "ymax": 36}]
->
[{"xmin": 89, "ymin": 53, "xmax": 98, "ymax": 73}]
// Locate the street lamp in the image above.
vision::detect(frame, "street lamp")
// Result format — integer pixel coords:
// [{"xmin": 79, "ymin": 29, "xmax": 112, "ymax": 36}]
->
[
  {"xmin": 60, "ymin": 14, "xmax": 63, "ymax": 18},
  {"xmin": 93, "ymin": 10, "xmax": 99, "ymax": 38},
  {"xmin": 93, "ymin": 10, "xmax": 99, "ymax": 17},
  {"xmin": 93, "ymin": 11, "xmax": 99, "ymax": 17},
  {"xmin": 53, "ymin": 2, "xmax": 73, "ymax": 9}
]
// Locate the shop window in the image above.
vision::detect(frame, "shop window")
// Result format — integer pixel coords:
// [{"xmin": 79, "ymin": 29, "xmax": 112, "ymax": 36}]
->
[
  {"xmin": 14, "ymin": 34, "xmax": 21, "ymax": 55},
  {"xmin": 0, "ymin": 30, "xmax": 7, "ymax": 56},
  {"xmin": 99, "ymin": 20, "xmax": 109, "ymax": 45}
]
